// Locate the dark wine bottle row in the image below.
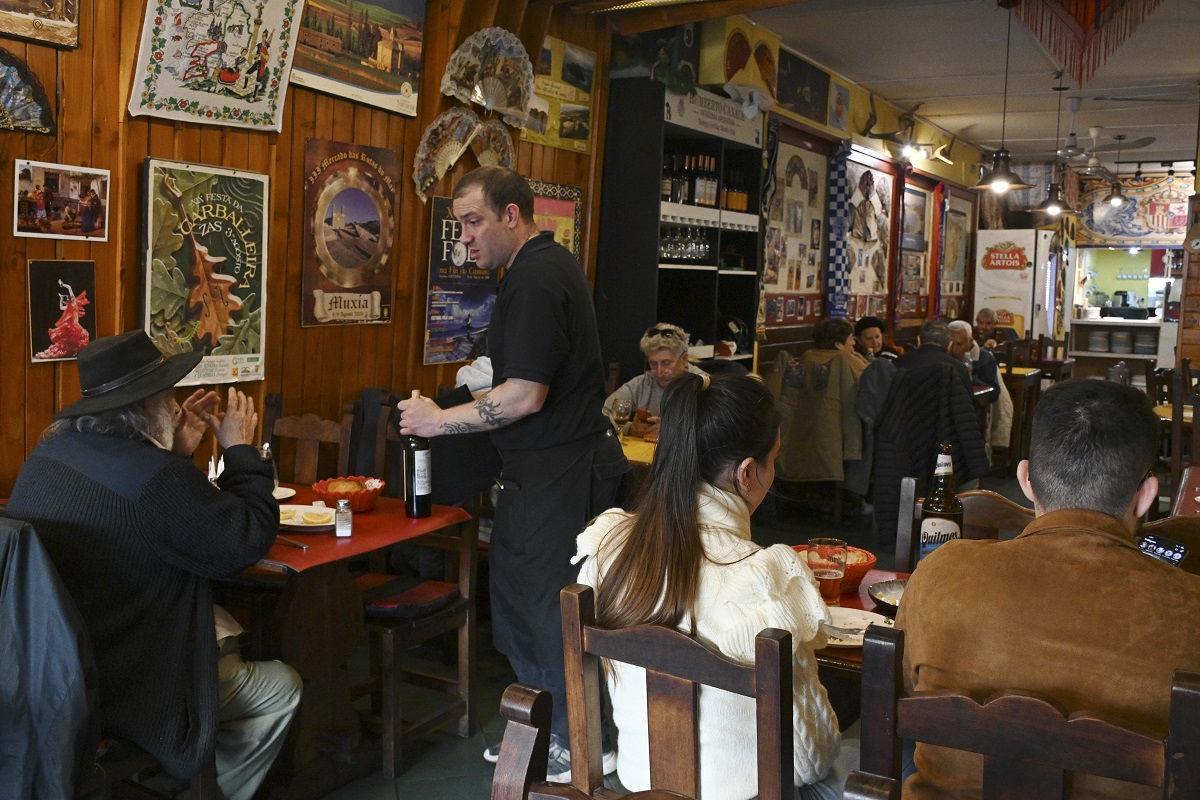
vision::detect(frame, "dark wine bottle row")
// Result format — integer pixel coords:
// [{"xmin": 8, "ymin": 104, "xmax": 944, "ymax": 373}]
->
[{"xmin": 660, "ymin": 153, "xmax": 752, "ymax": 214}]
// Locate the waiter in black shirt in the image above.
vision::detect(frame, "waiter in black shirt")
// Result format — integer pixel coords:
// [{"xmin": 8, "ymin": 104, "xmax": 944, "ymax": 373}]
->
[{"xmin": 399, "ymin": 167, "xmax": 628, "ymax": 779}]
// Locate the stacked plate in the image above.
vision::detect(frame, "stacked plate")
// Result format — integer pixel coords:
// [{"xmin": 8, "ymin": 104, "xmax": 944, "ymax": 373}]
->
[
  {"xmin": 1134, "ymin": 331, "xmax": 1157, "ymax": 355},
  {"xmin": 1110, "ymin": 331, "xmax": 1133, "ymax": 355},
  {"xmin": 1086, "ymin": 330, "xmax": 1110, "ymax": 352}
]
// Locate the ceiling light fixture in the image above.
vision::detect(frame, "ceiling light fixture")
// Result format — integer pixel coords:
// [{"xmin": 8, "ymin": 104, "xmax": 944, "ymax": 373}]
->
[
  {"xmin": 1102, "ymin": 135, "xmax": 1127, "ymax": 207},
  {"xmin": 974, "ymin": 2, "xmax": 1034, "ymax": 194},
  {"xmin": 1037, "ymin": 73, "xmax": 1067, "ymax": 215}
]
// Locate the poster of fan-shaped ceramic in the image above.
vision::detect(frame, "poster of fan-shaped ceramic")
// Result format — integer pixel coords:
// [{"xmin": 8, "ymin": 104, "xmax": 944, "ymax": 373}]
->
[
  {"xmin": 471, "ymin": 120, "xmax": 514, "ymax": 168},
  {"xmin": 413, "ymin": 107, "xmax": 481, "ymax": 201},
  {"xmin": 440, "ymin": 27, "xmax": 534, "ymax": 128},
  {"xmin": 0, "ymin": 47, "xmax": 54, "ymax": 134}
]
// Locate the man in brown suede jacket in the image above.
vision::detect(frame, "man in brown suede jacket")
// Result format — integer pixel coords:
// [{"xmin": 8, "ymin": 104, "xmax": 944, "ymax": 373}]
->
[{"xmin": 897, "ymin": 379, "xmax": 1200, "ymax": 799}]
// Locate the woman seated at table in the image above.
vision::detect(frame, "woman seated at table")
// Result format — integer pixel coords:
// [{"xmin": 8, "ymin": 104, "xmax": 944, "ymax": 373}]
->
[
  {"xmin": 575, "ymin": 373, "xmax": 857, "ymax": 799},
  {"xmin": 853, "ymin": 315, "xmax": 900, "ymax": 361},
  {"xmin": 604, "ymin": 322, "xmax": 708, "ymax": 439}
]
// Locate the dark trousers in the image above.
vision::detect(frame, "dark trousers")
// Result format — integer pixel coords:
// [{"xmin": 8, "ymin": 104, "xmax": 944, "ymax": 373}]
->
[{"xmin": 489, "ymin": 429, "xmax": 628, "ymax": 744}]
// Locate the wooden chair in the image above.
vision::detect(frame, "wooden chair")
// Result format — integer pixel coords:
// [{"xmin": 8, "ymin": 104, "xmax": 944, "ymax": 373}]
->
[
  {"xmin": 490, "ymin": 584, "xmax": 792, "ymax": 800},
  {"xmin": 1146, "ymin": 363, "xmax": 1172, "ymax": 405},
  {"xmin": 992, "ymin": 339, "xmax": 1013, "ymax": 372},
  {"xmin": 357, "ymin": 398, "xmax": 478, "ymax": 779},
  {"xmin": 1168, "ymin": 365, "xmax": 1200, "ymax": 510},
  {"xmin": 1011, "ymin": 338, "xmax": 1037, "ymax": 369},
  {"xmin": 895, "ymin": 476, "xmax": 1034, "ymax": 571},
  {"xmin": 261, "ymin": 393, "xmax": 353, "ymax": 485},
  {"xmin": 76, "ymin": 741, "xmax": 218, "ymax": 799},
  {"xmin": 1037, "ymin": 334, "xmax": 1075, "ymax": 382},
  {"xmin": 844, "ymin": 626, "xmax": 1200, "ymax": 799}
]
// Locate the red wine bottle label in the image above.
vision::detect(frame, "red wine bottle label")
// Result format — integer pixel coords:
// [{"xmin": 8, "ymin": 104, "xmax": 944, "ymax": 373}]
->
[{"xmin": 412, "ymin": 450, "xmax": 432, "ymax": 496}]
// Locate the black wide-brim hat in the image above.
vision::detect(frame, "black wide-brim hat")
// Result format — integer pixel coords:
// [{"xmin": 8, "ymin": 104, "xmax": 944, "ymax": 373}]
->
[{"xmin": 55, "ymin": 330, "xmax": 203, "ymax": 419}]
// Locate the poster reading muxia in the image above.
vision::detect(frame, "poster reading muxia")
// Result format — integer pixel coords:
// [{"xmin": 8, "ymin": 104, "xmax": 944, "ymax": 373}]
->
[
  {"xmin": 128, "ymin": 0, "xmax": 302, "ymax": 131},
  {"xmin": 423, "ymin": 196, "xmax": 499, "ymax": 364},
  {"xmin": 143, "ymin": 159, "xmax": 268, "ymax": 386},
  {"xmin": 302, "ymin": 139, "xmax": 397, "ymax": 327}
]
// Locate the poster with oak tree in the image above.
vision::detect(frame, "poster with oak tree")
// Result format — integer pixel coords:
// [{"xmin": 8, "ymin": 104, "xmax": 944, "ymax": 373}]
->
[{"xmin": 143, "ymin": 158, "xmax": 268, "ymax": 385}]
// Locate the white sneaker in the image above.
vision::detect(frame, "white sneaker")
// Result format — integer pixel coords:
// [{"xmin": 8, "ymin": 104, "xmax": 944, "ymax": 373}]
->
[{"xmin": 485, "ymin": 736, "xmax": 616, "ymax": 780}]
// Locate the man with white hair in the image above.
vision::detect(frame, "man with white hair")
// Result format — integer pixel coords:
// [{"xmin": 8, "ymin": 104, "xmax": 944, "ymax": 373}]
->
[
  {"xmin": 6, "ymin": 330, "xmax": 300, "ymax": 800},
  {"xmin": 947, "ymin": 320, "xmax": 1000, "ymax": 402},
  {"xmin": 604, "ymin": 322, "xmax": 708, "ymax": 439}
]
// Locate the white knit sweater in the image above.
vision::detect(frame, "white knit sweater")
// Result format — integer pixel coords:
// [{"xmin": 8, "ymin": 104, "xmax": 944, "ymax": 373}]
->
[{"xmin": 572, "ymin": 484, "xmax": 841, "ymax": 800}]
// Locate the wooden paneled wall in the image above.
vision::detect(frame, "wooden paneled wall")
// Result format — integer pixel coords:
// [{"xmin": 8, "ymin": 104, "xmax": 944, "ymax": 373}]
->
[{"xmin": 0, "ymin": 0, "xmax": 610, "ymax": 494}]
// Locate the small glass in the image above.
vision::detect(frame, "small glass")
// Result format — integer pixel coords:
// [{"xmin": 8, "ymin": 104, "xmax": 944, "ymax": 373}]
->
[
  {"xmin": 807, "ymin": 537, "xmax": 848, "ymax": 606},
  {"xmin": 610, "ymin": 398, "xmax": 632, "ymax": 441},
  {"xmin": 260, "ymin": 442, "xmax": 279, "ymax": 488}
]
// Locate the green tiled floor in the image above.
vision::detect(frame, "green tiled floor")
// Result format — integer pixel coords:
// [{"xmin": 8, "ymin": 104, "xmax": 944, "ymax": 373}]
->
[{"xmin": 323, "ymin": 475, "xmax": 1027, "ymax": 800}]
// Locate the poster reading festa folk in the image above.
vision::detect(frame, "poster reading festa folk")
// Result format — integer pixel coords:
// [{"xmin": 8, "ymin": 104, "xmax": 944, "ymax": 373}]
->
[
  {"xmin": 423, "ymin": 197, "xmax": 499, "ymax": 364},
  {"xmin": 520, "ymin": 36, "xmax": 595, "ymax": 154},
  {"xmin": 143, "ymin": 159, "xmax": 268, "ymax": 385},
  {"xmin": 129, "ymin": 0, "xmax": 303, "ymax": 131},
  {"xmin": 302, "ymin": 139, "xmax": 397, "ymax": 327}
]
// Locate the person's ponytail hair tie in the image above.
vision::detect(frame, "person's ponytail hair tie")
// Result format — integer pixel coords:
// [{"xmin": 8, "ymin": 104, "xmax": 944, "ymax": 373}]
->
[{"xmin": 700, "ymin": 373, "xmax": 711, "ymax": 390}]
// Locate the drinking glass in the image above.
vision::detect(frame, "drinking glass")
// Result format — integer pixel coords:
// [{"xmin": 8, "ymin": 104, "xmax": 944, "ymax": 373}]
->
[
  {"xmin": 807, "ymin": 537, "xmax": 848, "ymax": 606},
  {"xmin": 611, "ymin": 398, "xmax": 632, "ymax": 441}
]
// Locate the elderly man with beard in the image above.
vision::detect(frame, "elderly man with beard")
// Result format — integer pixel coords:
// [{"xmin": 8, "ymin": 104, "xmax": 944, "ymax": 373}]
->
[{"xmin": 6, "ymin": 330, "xmax": 300, "ymax": 800}]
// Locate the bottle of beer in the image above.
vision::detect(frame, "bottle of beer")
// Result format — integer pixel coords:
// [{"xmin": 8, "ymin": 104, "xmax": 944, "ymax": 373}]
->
[
  {"xmin": 404, "ymin": 390, "xmax": 432, "ymax": 518},
  {"xmin": 918, "ymin": 444, "xmax": 963, "ymax": 562}
]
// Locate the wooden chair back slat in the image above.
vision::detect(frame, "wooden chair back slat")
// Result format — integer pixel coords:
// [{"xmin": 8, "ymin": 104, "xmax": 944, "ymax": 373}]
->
[
  {"xmin": 896, "ymin": 477, "xmax": 1034, "ymax": 571},
  {"xmin": 849, "ymin": 626, "xmax": 1200, "ymax": 800},
  {"xmin": 264, "ymin": 394, "xmax": 353, "ymax": 485},
  {"xmin": 491, "ymin": 584, "xmax": 792, "ymax": 800}
]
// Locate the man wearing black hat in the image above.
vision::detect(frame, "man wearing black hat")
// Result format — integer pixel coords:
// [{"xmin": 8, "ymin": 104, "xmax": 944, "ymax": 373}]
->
[{"xmin": 6, "ymin": 330, "xmax": 300, "ymax": 800}]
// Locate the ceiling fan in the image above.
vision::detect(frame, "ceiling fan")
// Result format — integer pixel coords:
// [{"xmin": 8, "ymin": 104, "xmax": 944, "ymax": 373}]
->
[{"xmin": 1057, "ymin": 97, "xmax": 1086, "ymax": 160}]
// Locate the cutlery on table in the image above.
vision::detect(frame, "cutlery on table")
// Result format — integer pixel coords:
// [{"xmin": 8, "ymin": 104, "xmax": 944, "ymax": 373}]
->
[{"xmin": 276, "ymin": 535, "xmax": 309, "ymax": 550}]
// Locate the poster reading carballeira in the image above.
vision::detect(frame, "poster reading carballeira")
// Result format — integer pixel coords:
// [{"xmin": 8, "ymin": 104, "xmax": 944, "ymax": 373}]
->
[
  {"xmin": 129, "ymin": 0, "xmax": 303, "ymax": 131},
  {"xmin": 143, "ymin": 159, "xmax": 269, "ymax": 386}
]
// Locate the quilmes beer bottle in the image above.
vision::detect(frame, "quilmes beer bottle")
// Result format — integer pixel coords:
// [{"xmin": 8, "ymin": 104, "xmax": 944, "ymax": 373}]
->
[
  {"xmin": 404, "ymin": 390, "xmax": 432, "ymax": 518},
  {"xmin": 918, "ymin": 444, "xmax": 963, "ymax": 561}
]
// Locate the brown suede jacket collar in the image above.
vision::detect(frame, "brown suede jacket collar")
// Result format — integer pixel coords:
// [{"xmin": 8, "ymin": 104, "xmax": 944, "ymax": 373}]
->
[{"xmin": 1016, "ymin": 507, "xmax": 1140, "ymax": 550}]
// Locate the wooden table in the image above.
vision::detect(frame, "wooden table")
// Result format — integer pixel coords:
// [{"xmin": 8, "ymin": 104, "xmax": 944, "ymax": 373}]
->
[
  {"xmin": 815, "ymin": 568, "xmax": 908, "ymax": 678},
  {"xmin": 1155, "ymin": 403, "xmax": 1191, "ymax": 427},
  {"xmin": 621, "ymin": 435, "xmax": 656, "ymax": 466},
  {"xmin": 246, "ymin": 487, "xmax": 471, "ymax": 795},
  {"xmin": 1002, "ymin": 366, "xmax": 1042, "ymax": 472}
]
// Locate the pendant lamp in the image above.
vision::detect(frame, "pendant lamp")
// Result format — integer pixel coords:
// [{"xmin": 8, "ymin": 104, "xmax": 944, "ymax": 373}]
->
[
  {"xmin": 1101, "ymin": 135, "xmax": 1127, "ymax": 207},
  {"xmin": 974, "ymin": 3, "xmax": 1033, "ymax": 193},
  {"xmin": 1036, "ymin": 73, "xmax": 1067, "ymax": 215}
]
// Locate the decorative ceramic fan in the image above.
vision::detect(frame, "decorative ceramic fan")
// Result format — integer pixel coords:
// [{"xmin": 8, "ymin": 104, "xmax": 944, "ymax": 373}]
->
[
  {"xmin": 440, "ymin": 27, "xmax": 535, "ymax": 129},
  {"xmin": 412, "ymin": 107, "xmax": 481, "ymax": 201},
  {"xmin": 0, "ymin": 47, "xmax": 54, "ymax": 134},
  {"xmin": 471, "ymin": 119, "xmax": 514, "ymax": 168}
]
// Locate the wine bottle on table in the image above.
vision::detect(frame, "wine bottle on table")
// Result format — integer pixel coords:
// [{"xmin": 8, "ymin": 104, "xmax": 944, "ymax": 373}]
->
[
  {"xmin": 918, "ymin": 444, "xmax": 963, "ymax": 562},
  {"xmin": 404, "ymin": 390, "xmax": 432, "ymax": 519}
]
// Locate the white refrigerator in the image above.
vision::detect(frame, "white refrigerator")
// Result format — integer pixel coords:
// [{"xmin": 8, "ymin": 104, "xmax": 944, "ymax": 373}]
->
[{"xmin": 973, "ymin": 229, "xmax": 1070, "ymax": 340}]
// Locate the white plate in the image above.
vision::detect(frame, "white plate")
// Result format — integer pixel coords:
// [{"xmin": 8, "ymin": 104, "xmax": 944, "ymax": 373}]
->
[
  {"xmin": 278, "ymin": 504, "xmax": 335, "ymax": 532},
  {"xmin": 272, "ymin": 486, "xmax": 297, "ymax": 500},
  {"xmin": 822, "ymin": 607, "xmax": 894, "ymax": 648}
]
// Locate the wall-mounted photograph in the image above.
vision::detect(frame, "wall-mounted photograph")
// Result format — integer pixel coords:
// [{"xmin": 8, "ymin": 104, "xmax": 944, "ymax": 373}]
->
[
  {"xmin": 14, "ymin": 160, "xmax": 109, "ymax": 241},
  {"xmin": 0, "ymin": 0, "xmax": 79, "ymax": 47},
  {"xmin": 28, "ymin": 260, "xmax": 95, "ymax": 362}
]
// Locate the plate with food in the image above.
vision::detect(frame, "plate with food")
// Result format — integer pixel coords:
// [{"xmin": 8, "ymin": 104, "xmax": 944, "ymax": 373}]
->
[
  {"xmin": 867, "ymin": 578, "xmax": 908, "ymax": 614},
  {"xmin": 278, "ymin": 504, "xmax": 336, "ymax": 532},
  {"xmin": 821, "ymin": 607, "xmax": 893, "ymax": 648}
]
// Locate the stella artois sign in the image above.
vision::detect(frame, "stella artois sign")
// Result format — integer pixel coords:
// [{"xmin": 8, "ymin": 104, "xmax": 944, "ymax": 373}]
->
[{"xmin": 982, "ymin": 242, "xmax": 1029, "ymax": 271}]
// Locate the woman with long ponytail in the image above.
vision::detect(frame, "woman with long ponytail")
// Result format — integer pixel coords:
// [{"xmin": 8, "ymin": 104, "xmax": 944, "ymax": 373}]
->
[{"xmin": 573, "ymin": 373, "xmax": 857, "ymax": 799}]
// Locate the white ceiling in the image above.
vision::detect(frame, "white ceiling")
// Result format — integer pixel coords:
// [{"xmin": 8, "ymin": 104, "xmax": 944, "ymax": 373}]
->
[{"xmin": 749, "ymin": 0, "xmax": 1200, "ymax": 174}]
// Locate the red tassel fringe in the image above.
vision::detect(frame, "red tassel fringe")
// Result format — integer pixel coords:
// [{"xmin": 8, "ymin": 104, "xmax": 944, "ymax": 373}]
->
[{"xmin": 1014, "ymin": 0, "xmax": 1164, "ymax": 86}]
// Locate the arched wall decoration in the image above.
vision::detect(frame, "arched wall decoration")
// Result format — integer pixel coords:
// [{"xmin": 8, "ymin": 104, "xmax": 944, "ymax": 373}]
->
[{"xmin": 0, "ymin": 47, "xmax": 55, "ymax": 135}]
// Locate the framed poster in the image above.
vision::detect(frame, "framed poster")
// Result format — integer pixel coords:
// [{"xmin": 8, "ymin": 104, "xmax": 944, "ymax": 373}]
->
[
  {"xmin": 846, "ymin": 157, "xmax": 895, "ymax": 308},
  {"xmin": 775, "ymin": 47, "xmax": 829, "ymax": 127},
  {"xmin": 902, "ymin": 185, "xmax": 931, "ymax": 252},
  {"xmin": 129, "ymin": 0, "xmax": 302, "ymax": 131},
  {"xmin": 143, "ymin": 159, "xmax": 268, "ymax": 385},
  {"xmin": 521, "ymin": 36, "xmax": 596, "ymax": 154},
  {"xmin": 762, "ymin": 122, "xmax": 831, "ymax": 326},
  {"xmin": 529, "ymin": 179, "xmax": 583, "ymax": 257},
  {"xmin": 939, "ymin": 190, "xmax": 975, "ymax": 318},
  {"xmin": 423, "ymin": 197, "xmax": 499, "ymax": 364},
  {"xmin": 28, "ymin": 260, "xmax": 95, "ymax": 362},
  {"xmin": 0, "ymin": 1, "xmax": 78, "ymax": 48},
  {"xmin": 301, "ymin": 139, "xmax": 398, "ymax": 327},
  {"xmin": 291, "ymin": 0, "xmax": 426, "ymax": 117},
  {"xmin": 15, "ymin": 160, "xmax": 109, "ymax": 241}
]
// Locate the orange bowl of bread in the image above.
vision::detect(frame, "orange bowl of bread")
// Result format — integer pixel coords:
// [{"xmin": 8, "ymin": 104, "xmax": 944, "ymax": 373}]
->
[
  {"xmin": 311, "ymin": 476, "xmax": 385, "ymax": 512},
  {"xmin": 791, "ymin": 545, "xmax": 877, "ymax": 593}
]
